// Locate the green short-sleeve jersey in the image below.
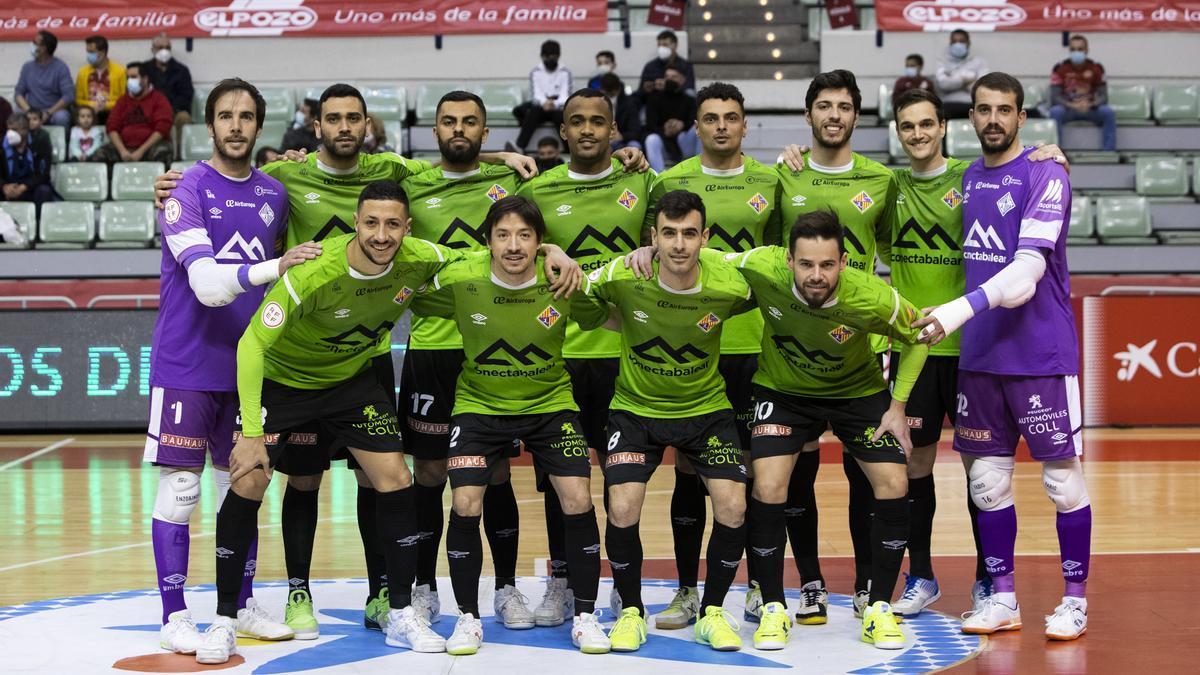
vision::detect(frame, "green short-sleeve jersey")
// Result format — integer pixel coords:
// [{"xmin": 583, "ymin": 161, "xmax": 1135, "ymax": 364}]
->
[
  {"xmin": 889, "ymin": 158, "xmax": 968, "ymax": 356},
  {"xmin": 589, "ymin": 256, "xmax": 756, "ymax": 419},
  {"xmin": 413, "ymin": 255, "xmax": 608, "ymax": 416},
  {"xmin": 261, "ymin": 152, "xmax": 432, "ymax": 247},
  {"xmin": 402, "ymin": 164, "xmax": 521, "ymax": 350},
  {"xmin": 728, "ymin": 246, "xmax": 924, "ymax": 399},
  {"xmin": 648, "ymin": 155, "xmax": 782, "ymax": 355},
  {"xmin": 517, "ymin": 159, "xmax": 655, "ymax": 359}
]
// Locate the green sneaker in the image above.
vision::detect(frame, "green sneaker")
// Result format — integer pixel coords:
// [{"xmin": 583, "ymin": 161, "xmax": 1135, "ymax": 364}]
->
[
  {"xmin": 753, "ymin": 602, "xmax": 790, "ymax": 650},
  {"xmin": 285, "ymin": 589, "xmax": 319, "ymax": 640},
  {"xmin": 364, "ymin": 587, "xmax": 389, "ymax": 631},
  {"xmin": 694, "ymin": 605, "xmax": 743, "ymax": 651},
  {"xmin": 653, "ymin": 586, "xmax": 700, "ymax": 629},
  {"xmin": 609, "ymin": 607, "xmax": 648, "ymax": 652}
]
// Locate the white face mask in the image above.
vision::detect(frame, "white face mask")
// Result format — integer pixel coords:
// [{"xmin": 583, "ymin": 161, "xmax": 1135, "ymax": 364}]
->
[
  {"xmin": 656, "ymin": 45, "xmax": 672, "ymax": 60},
  {"xmin": 154, "ymin": 49, "xmax": 171, "ymax": 64},
  {"xmin": 127, "ymin": 78, "xmax": 142, "ymax": 96},
  {"xmin": 905, "ymin": 66, "xmax": 919, "ymax": 78},
  {"xmin": 596, "ymin": 63, "xmax": 612, "ymax": 75},
  {"xmin": 6, "ymin": 129, "xmax": 22, "ymax": 146},
  {"xmin": 294, "ymin": 110, "xmax": 307, "ymax": 128}
]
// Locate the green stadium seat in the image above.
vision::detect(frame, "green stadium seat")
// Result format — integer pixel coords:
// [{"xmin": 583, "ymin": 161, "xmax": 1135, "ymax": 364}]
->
[
  {"xmin": 1096, "ymin": 194, "xmax": 1155, "ymax": 243},
  {"xmin": 383, "ymin": 120, "xmax": 404, "ymax": 154},
  {"xmin": 1067, "ymin": 194, "xmax": 1096, "ymax": 244},
  {"xmin": 297, "ymin": 86, "xmax": 326, "ymax": 105},
  {"xmin": 259, "ymin": 121, "xmax": 288, "ymax": 149},
  {"xmin": 1107, "ymin": 84, "xmax": 1153, "ymax": 125},
  {"xmin": 98, "ymin": 201, "xmax": 155, "ymax": 248},
  {"xmin": 53, "ymin": 163, "xmax": 108, "ymax": 201},
  {"xmin": 38, "ymin": 202, "xmax": 94, "ymax": 247},
  {"xmin": 887, "ymin": 121, "xmax": 904, "ymax": 162},
  {"xmin": 478, "ymin": 82, "xmax": 524, "ymax": 126},
  {"xmin": 111, "ymin": 162, "xmax": 164, "ymax": 201},
  {"xmin": 0, "ymin": 202, "xmax": 35, "ymax": 249},
  {"xmin": 945, "ymin": 119, "xmax": 981, "ymax": 159},
  {"xmin": 416, "ymin": 82, "xmax": 464, "ymax": 124},
  {"xmin": 879, "ymin": 84, "xmax": 894, "ymax": 123},
  {"xmin": 171, "ymin": 160, "xmax": 197, "ymax": 174},
  {"xmin": 361, "ymin": 86, "xmax": 406, "ymax": 122},
  {"xmin": 191, "ymin": 85, "xmax": 213, "ymax": 120},
  {"xmin": 180, "ymin": 124, "xmax": 212, "ymax": 161},
  {"xmin": 1024, "ymin": 82, "xmax": 1047, "ymax": 112},
  {"xmin": 1023, "ymin": 119, "xmax": 1058, "ymax": 148},
  {"xmin": 257, "ymin": 86, "xmax": 294, "ymax": 123},
  {"xmin": 1153, "ymin": 84, "xmax": 1199, "ymax": 124},
  {"xmin": 47, "ymin": 125, "xmax": 67, "ymax": 163},
  {"xmin": 1135, "ymin": 156, "xmax": 1189, "ymax": 197}
]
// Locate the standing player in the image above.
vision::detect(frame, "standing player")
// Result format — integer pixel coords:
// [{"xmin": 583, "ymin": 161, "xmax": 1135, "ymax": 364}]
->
[
  {"xmin": 916, "ymin": 73, "xmax": 1090, "ymax": 641},
  {"xmin": 412, "ymin": 196, "xmax": 610, "ymax": 656},
  {"xmin": 592, "ymin": 190, "xmax": 754, "ymax": 653},
  {"xmin": 147, "ymin": 78, "xmax": 316, "ymax": 653}
]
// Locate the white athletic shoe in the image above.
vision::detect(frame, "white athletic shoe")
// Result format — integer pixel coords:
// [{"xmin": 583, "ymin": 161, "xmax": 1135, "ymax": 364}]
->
[
  {"xmin": 385, "ymin": 606, "xmax": 446, "ymax": 652},
  {"xmin": 447, "ymin": 613, "xmax": 484, "ymax": 655},
  {"xmin": 971, "ymin": 578, "xmax": 995, "ymax": 614},
  {"xmin": 609, "ymin": 585, "xmax": 623, "ymax": 617},
  {"xmin": 160, "ymin": 609, "xmax": 204, "ymax": 654},
  {"xmin": 571, "ymin": 611, "xmax": 611, "ymax": 654},
  {"xmin": 961, "ymin": 593, "xmax": 1022, "ymax": 634},
  {"xmin": 535, "ymin": 578, "xmax": 572, "ymax": 627},
  {"xmin": 494, "ymin": 585, "xmax": 536, "ymax": 629},
  {"xmin": 794, "ymin": 580, "xmax": 829, "ymax": 625},
  {"xmin": 852, "ymin": 590, "xmax": 871, "ymax": 619},
  {"xmin": 237, "ymin": 598, "xmax": 295, "ymax": 641},
  {"xmin": 654, "ymin": 586, "xmax": 701, "ymax": 629},
  {"xmin": 411, "ymin": 583, "xmax": 442, "ymax": 624},
  {"xmin": 743, "ymin": 580, "xmax": 764, "ymax": 622},
  {"xmin": 195, "ymin": 616, "xmax": 237, "ymax": 665},
  {"xmin": 1044, "ymin": 597, "xmax": 1087, "ymax": 641},
  {"xmin": 892, "ymin": 574, "xmax": 942, "ymax": 618}
]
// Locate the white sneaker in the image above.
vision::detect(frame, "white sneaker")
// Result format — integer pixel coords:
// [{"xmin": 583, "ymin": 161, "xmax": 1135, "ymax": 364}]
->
[
  {"xmin": 971, "ymin": 577, "xmax": 995, "ymax": 614},
  {"xmin": 1045, "ymin": 596, "xmax": 1087, "ymax": 641},
  {"xmin": 892, "ymin": 574, "xmax": 942, "ymax": 618},
  {"xmin": 195, "ymin": 616, "xmax": 236, "ymax": 665},
  {"xmin": 447, "ymin": 613, "xmax": 484, "ymax": 655},
  {"xmin": 494, "ymin": 585, "xmax": 536, "ymax": 629},
  {"xmin": 385, "ymin": 606, "xmax": 446, "ymax": 652},
  {"xmin": 609, "ymin": 585, "xmax": 623, "ymax": 617},
  {"xmin": 237, "ymin": 598, "xmax": 294, "ymax": 641},
  {"xmin": 961, "ymin": 593, "xmax": 1022, "ymax": 634},
  {"xmin": 743, "ymin": 581, "xmax": 763, "ymax": 622},
  {"xmin": 852, "ymin": 590, "xmax": 871, "ymax": 619},
  {"xmin": 160, "ymin": 609, "xmax": 204, "ymax": 654},
  {"xmin": 654, "ymin": 586, "xmax": 701, "ymax": 629},
  {"xmin": 535, "ymin": 578, "xmax": 572, "ymax": 627},
  {"xmin": 411, "ymin": 583, "xmax": 442, "ymax": 624},
  {"xmin": 571, "ymin": 611, "xmax": 611, "ymax": 654},
  {"xmin": 794, "ymin": 580, "xmax": 829, "ymax": 625}
]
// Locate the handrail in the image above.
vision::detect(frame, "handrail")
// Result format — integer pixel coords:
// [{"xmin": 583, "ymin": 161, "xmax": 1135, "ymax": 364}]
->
[
  {"xmin": 0, "ymin": 295, "xmax": 77, "ymax": 309},
  {"xmin": 1098, "ymin": 286, "xmax": 1200, "ymax": 296},
  {"xmin": 86, "ymin": 294, "xmax": 161, "ymax": 309}
]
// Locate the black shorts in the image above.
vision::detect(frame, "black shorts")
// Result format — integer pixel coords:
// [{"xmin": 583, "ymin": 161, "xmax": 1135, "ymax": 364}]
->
[
  {"xmin": 603, "ymin": 409, "xmax": 748, "ymax": 486},
  {"xmin": 447, "ymin": 411, "xmax": 592, "ymax": 488},
  {"xmin": 565, "ymin": 357, "xmax": 619, "ymax": 452},
  {"xmin": 889, "ymin": 351, "xmax": 958, "ymax": 448},
  {"xmin": 749, "ymin": 385, "xmax": 907, "ymax": 465},
  {"xmin": 718, "ymin": 353, "xmax": 758, "ymax": 449},
  {"xmin": 398, "ymin": 348, "xmax": 465, "ymax": 460}
]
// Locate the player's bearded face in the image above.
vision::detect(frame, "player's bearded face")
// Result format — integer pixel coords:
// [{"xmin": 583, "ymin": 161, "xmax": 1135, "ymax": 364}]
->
[
  {"xmin": 489, "ymin": 213, "xmax": 540, "ymax": 278},
  {"xmin": 896, "ymin": 101, "xmax": 945, "ymax": 163},
  {"xmin": 562, "ymin": 98, "xmax": 614, "ymax": 162},
  {"xmin": 807, "ymin": 88, "xmax": 858, "ymax": 150},
  {"xmin": 696, "ymin": 99, "xmax": 746, "ymax": 156},
  {"xmin": 789, "ymin": 238, "xmax": 845, "ymax": 308},
  {"xmin": 354, "ymin": 200, "xmax": 410, "ymax": 267},
  {"xmin": 652, "ymin": 212, "xmax": 708, "ymax": 278},
  {"xmin": 316, "ymin": 97, "xmax": 367, "ymax": 158},
  {"xmin": 210, "ymin": 91, "xmax": 259, "ymax": 163},
  {"xmin": 971, "ymin": 87, "xmax": 1025, "ymax": 155},
  {"xmin": 435, "ymin": 100, "xmax": 486, "ymax": 165}
]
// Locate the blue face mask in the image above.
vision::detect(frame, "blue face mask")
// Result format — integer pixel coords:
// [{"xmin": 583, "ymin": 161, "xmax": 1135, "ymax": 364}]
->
[
  {"xmin": 87, "ymin": 52, "xmax": 99, "ymax": 66},
  {"xmin": 905, "ymin": 67, "xmax": 919, "ymax": 79},
  {"xmin": 30, "ymin": 44, "xmax": 38, "ymax": 58},
  {"xmin": 127, "ymin": 78, "xmax": 142, "ymax": 96},
  {"xmin": 1069, "ymin": 51, "xmax": 1086, "ymax": 65},
  {"xmin": 949, "ymin": 42, "xmax": 969, "ymax": 59}
]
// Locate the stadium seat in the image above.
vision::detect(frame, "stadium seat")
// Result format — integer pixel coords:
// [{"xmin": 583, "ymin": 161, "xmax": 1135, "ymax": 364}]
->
[
  {"xmin": 887, "ymin": 121, "xmax": 904, "ymax": 162},
  {"xmin": 111, "ymin": 162, "xmax": 164, "ymax": 201},
  {"xmin": 1153, "ymin": 84, "xmax": 1199, "ymax": 124},
  {"xmin": 1096, "ymin": 194, "xmax": 1155, "ymax": 243},
  {"xmin": 361, "ymin": 86, "xmax": 406, "ymax": 122},
  {"xmin": 180, "ymin": 124, "xmax": 212, "ymax": 161},
  {"xmin": 53, "ymin": 163, "xmax": 108, "ymax": 202},
  {"xmin": 383, "ymin": 120, "xmax": 404, "ymax": 154},
  {"xmin": 0, "ymin": 202, "xmax": 35, "ymax": 249},
  {"xmin": 1024, "ymin": 82, "xmax": 1047, "ymax": 113},
  {"xmin": 98, "ymin": 201, "xmax": 155, "ymax": 248},
  {"xmin": 191, "ymin": 84, "xmax": 213, "ymax": 120},
  {"xmin": 298, "ymin": 86, "xmax": 326, "ymax": 105},
  {"xmin": 1067, "ymin": 194, "xmax": 1097, "ymax": 244},
  {"xmin": 945, "ymin": 119, "xmax": 981, "ymax": 158},
  {"xmin": 416, "ymin": 82, "xmax": 464, "ymax": 124},
  {"xmin": 1107, "ymin": 84, "xmax": 1153, "ymax": 125},
  {"xmin": 878, "ymin": 84, "xmax": 894, "ymax": 123},
  {"xmin": 47, "ymin": 125, "xmax": 67, "ymax": 163},
  {"xmin": 38, "ymin": 202, "xmax": 94, "ymax": 248},
  {"xmin": 1135, "ymin": 156, "xmax": 1189, "ymax": 198},
  {"xmin": 259, "ymin": 121, "xmax": 288, "ymax": 149},
  {"xmin": 171, "ymin": 160, "xmax": 197, "ymax": 174},
  {"xmin": 478, "ymin": 82, "xmax": 524, "ymax": 126},
  {"xmin": 1023, "ymin": 119, "xmax": 1058, "ymax": 148},
  {"xmin": 257, "ymin": 86, "xmax": 295, "ymax": 123}
]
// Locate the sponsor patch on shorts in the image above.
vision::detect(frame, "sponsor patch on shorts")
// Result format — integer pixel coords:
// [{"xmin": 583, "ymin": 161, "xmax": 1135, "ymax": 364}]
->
[
  {"xmin": 447, "ymin": 455, "xmax": 487, "ymax": 470},
  {"xmin": 906, "ymin": 416, "xmax": 924, "ymax": 429},
  {"xmin": 407, "ymin": 417, "xmax": 449, "ymax": 435},
  {"xmin": 288, "ymin": 432, "xmax": 318, "ymax": 446},
  {"xmin": 232, "ymin": 431, "xmax": 281, "ymax": 444},
  {"xmin": 159, "ymin": 433, "xmax": 206, "ymax": 450},
  {"xmin": 956, "ymin": 426, "xmax": 992, "ymax": 442},
  {"xmin": 752, "ymin": 423, "xmax": 792, "ymax": 437},
  {"xmin": 605, "ymin": 451, "xmax": 646, "ymax": 467}
]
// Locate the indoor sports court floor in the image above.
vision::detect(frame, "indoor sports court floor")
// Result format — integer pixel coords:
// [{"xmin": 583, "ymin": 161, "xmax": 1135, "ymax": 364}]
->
[{"xmin": 1, "ymin": 428, "xmax": 1196, "ymax": 673}]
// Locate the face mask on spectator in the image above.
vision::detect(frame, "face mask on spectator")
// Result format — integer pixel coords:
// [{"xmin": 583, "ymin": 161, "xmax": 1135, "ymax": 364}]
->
[
  {"xmin": 543, "ymin": 57, "xmax": 558, "ymax": 71},
  {"xmin": 155, "ymin": 49, "xmax": 171, "ymax": 64},
  {"xmin": 127, "ymin": 78, "xmax": 142, "ymax": 96},
  {"xmin": 1069, "ymin": 50, "xmax": 1086, "ymax": 65},
  {"xmin": 30, "ymin": 44, "xmax": 38, "ymax": 58},
  {"xmin": 87, "ymin": 52, "xmax": 99, "ymax": 66},
  {"xmin": 949, "ymin": 42, "xmax": 969, "ymax": 59},
  {"xmin": 657, "ymin": 46, "xmax": 672, "ymax": 60},
  {"xmin": 596, "ymin": 63, "xmax": 612, "ymax": 76},
  {"xmin": 664, "ymin": 79, "xmax": 680, "ymax": 94},
  {"xmin": 294, "ymin": 110, "xmax": 307, "ymax": 128},
  {"xmin": 6, "ymin": 129, "xmax": 22, "ymax": 146},
  {"xmin": 905, "ymin": 67, "xmax": 919, "ymax": 78}
]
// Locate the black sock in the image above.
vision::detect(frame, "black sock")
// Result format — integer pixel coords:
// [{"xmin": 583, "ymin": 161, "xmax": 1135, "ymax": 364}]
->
[
  {"xmin": 907, "ymin": 475, "xmax": 936, "ymax": 580},
  {"xmin": 670, "ymin": 469, "xmax": 706, "ymax": 588},
  {"xmin": 215, "ymin": 491, "xmax": 261, "ymax": 618},
  {"xmin": 701, "ymin": 521, "xmax": 746, "ymax": 611},
  {"xmin": 376, "ymin": 487, "xmax": 417, "ymax": 610},
  {"xmin": 414, "ymin": 481, "xmax": 446, "ymax": 591},
  {"xmin": 357, "ymin": 486, "xmax": 388, "ymax": 600},
  {"xmin": 869, "ymin": 496, "xmax": 910, "ymax": 605},
  {"xmin": 743, "ymin": 478, "xmax": 759, "ymax": 584},
  {"xmin": 484, "ymin": 479, "xmax": 519, "ymax": 589},
  {"xmin": 543, "ymin": 486, "xmax": 568, "ymax": 579},
  {"xmin": 786, "ymin": 451, "xmax": 823, "ymax": 584},
  {"xmin": 968, "ymin": 492, "xmax": 987, "ymax": 581},
  {"xmin": 563, "ymin": 508, "xmax": 601, "ymax": 615},
  {"xmin": 605, "ymin": 520, "xmax": 644, "ymax": 616},
  {"xmin": 446, "ymin": 511, "xmax": 482, "ymax": 617},
  {"xmin": 748, "ymin": 498, "xmax": 787, "ymax": 605},
  {"xmin": 843, "ymin": 454, "xmax": 874, "ymax": 593},
  {"xmin": 282, "ymin": 484, "xmax": 319, "ymax": 597}
]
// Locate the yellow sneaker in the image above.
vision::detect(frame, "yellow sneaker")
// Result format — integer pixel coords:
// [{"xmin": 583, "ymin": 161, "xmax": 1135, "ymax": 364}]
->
[
  {"xmin": 752, "ymin": 602, "xmax": 790, "ymax": 651},
  {"xmin": 861, "ymin": 601, "xmax": 905, "ymax": 650},
  {"xmin": 694, "ymin": 605, "xmax": 743, "ymax": 651},
  {"xmin": 609, "ymin": 606, "xmax": 647, "ymax": 652}
]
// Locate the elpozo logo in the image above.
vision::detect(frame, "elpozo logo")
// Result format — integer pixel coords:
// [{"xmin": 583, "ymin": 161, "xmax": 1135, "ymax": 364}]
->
[
  {"xmin": 902, "ymin": 1, "xmax": 1028, "ymax": 29},
  {"xmin": 195, "ymin": 0, "xmax": 318, "ymax": 37}
]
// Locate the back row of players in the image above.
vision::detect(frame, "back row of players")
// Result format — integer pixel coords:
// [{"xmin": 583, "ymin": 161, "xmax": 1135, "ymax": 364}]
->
[{"xmin": 144, "ymin": 69, "xmax": 1091, "ymax": 664}]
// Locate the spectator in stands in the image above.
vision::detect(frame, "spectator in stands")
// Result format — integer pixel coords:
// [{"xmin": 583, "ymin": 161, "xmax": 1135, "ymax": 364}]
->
[
  {"xmin": 643, "ymin": 65, "xmax": 698, "ymax": 172},
  {"xmin": 363, "ymin": 116, "xmax": 394, "ymax": 154},
  {"xmin": 599, "ymin": 73, "xmax": 643, "ymax": 151},
  {"xmin": 145, "ymin": 32, "xmax": 195, "ymax": 157},
  {"xmin": 640, "ymin": 29, "xmax": 695, "ymax": 97},
  {"xmin": 0, "ymin": 95, "xmax": 11, "ymax": 133},
  {"xmin": 534, "ymin": 136, "xmax": 565, "ymax": 173},
  {"xmin": 255, "ymin": 146, "xmax": 280, "ymax": 168},
  {"xmin": 69, "ymin": 105, "xmax": 105, "ymax": 161},
  {"xmin": 1049, "ymin": 34, "xmax": 1116, "ymax": 152},
  {"xmin": 589, "ymin": 50, "xmax": 616, "ymax": 90},
  {"xmin": 893, "ymin": 53, "xmax": 934, "ymax": 104},
  {"xmin": 1, "ymin": 112, "xmax": 59, "ymax": 213},
  {"xmin": 26, "ymin": 109, "xmax": 51, "ymax": 148},
  {"xmin": 75, "ymin": 35, "xmax": 125, "ymax": 124},
  {"xmin": 935, "ymin": 29, "xmax": 987, "ymax": 119},
  {"xmin": 280, "ymin": 98, "xmax": 319, "ymax": 152},
  {"xmin": 15, "ymin": 30, "xmax": 74, "ymax": 127},
  {"xmin": 92, "ymin": 61, "xmax": 173, "ymax": 166},
  {"xmin": 511, "ymin": 39, "xmax": 573, "ymax": 153}
]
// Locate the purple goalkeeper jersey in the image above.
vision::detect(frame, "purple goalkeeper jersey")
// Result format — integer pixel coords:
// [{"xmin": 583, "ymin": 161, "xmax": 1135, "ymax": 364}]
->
[
  {"xmin": 151, "ymin": 161, "xmax": 288, "ymax": 391},
  {"xmin": 959, "ymin": 146, "xmax": 1078, "ymax": 376}
]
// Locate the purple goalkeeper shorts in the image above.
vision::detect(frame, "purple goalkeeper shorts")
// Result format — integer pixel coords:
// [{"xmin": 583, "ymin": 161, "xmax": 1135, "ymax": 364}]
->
[
  {"xmin": 953, "ymin": 371, "xmax": 1084, "ymax": 462},
  {"xmin": 142, "ymin": 386, "xmax": 239, "ymax": 468}
]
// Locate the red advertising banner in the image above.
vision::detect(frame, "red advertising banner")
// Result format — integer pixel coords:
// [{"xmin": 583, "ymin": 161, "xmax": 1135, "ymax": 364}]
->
[
  {"xmin": 876, "ymin": 1, "xmax": 1200, "ymax": 32},
  {"xmin": 647, "ymin": 0, "xmax": 686, "ymax": 30},
  {"xmin": 1083, "ymin": 295, "xmax": 1200, "ymax": 426},
  {"xmin": 826, "ymin": 0, "xmax": 861, "ymax": 29},
  {"xmin": 0, "ymin": 0, "xmax": 607, "ymax": 41}
]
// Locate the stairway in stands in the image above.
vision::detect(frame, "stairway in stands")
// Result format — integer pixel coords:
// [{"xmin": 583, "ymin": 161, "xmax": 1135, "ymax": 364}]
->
[{"xmin": 689, "ymin": 0, "xmax": 818, "ymax": 84}]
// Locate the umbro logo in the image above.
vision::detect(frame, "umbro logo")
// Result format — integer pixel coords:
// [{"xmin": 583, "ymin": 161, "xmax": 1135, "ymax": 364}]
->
[
  {"xmin": 494, "ymin": 528, "xmax": 519, "ymax": 538},
  {"xmin": 985, "ymin": 556, "xmax": 1004, "ymax": 569},
  {"xmin": 304, "ymin": 192, "xmax": 320, "ymax": 203},
  {"xmin": 397, "ymin": 535, "xmax": 422, "ymax": 547},
  {"xmin": 162, "ymin": 574, "xmax": 187, "ymax": 585},
  {"xmin": 784, "ymin": 507, "xmax": 805, "ymax": 516},
  {"xmin": 672, "ymin": 516, "xmax": 697, "ymax": 525},
  {"xmin": 215, "ymin": 547, "xmax": 234, "ymax": 558},
  {"xmin": 1052, "ymin": 432, "xmax": 1068, "ymax": 442},
  {"xmin": 425, "ymin": 197, "xmax": 442, "ymax": 208},
  {"xmin": 791, "ymin": 195, "xmax": 807, "ymax": 207},
  {"xmin": 556, "ymin": 204, "xmax": 572, "ymax": 216},
  {"xmin": 471, "ymin": 313, "xmax": 488, "ymax": 325},
  {"xmin": 583, "ymin": 544, "xmax": 601, "ymax": 554},
  {"xmin": 209, "ymin": 207, "xmax": 222, "ymax": 216},
  {"xmin": 1062, "ymin": 560, "xmax": 1083, "ymax": 572},
  {"xmin": 882, "ymin": 540, "xmax": 908, "ymax": 550},
  {"xmin": 768, "ymin": 306, "xmax": 783, "ymax": 320},
  {"xmin": 633, "ymin": 310, "xmax": 648, "ymax": 323}
]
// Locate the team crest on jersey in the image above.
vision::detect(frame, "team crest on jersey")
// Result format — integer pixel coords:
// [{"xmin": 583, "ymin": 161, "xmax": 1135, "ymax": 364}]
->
[
  {"xmin": 851, "ymin": 191, "xmax": 874, "ymax": 213},
  {"xmin": 163, "ymin": 198, "xmax": 181, "ymax": 225},
  {"xmin": 259, "ymin": 203, "xmax": 275, "ymax": 226},
  {"xmin": 538, "ymin": 305, "xmax": 561, "ymax": 328},
  {"xmin": 697, "ymin": 312, "xmax": 721, "ymax": 333},
  {"xmin": 486, "ymin": 184, "xmax": 508, "ymax": 202},
  {"xmin": 617, "ymin": 189, "xmax": 638, "ymax": 210},
  {"xmin": 747, "ymin": 192, "xmax": 769, "ymax": 214},
  {"xmin": 943, "ymin": 188, "xmax": 963, "ymax": 209},
  {"xmin": 996, "ymin": 192, "xmax": 1016, "ymax": 216},
  {"xmin": 393, "ymin": 286, "xmax": 414, "ymax": 305},
  {"xmin": 828, "ymin": 324, "xmax": 854, "ymax": 344}
]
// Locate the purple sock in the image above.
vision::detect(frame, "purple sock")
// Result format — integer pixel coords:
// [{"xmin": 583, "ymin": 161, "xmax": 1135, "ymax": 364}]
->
[
  {"xmin": 152, "ymin": 518, "xmax": 190, "ymax": 624},
  {"xmin": 237, "ymin": 533, "xmax": 259, "ymax": 609},
  {"xmin": 978, "ymin": 504, "xmax": 1017, "ymax": 583},
  {"xmin": 1057, "ymin": 505, "xmax": 1091, "ymax": 598}
]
